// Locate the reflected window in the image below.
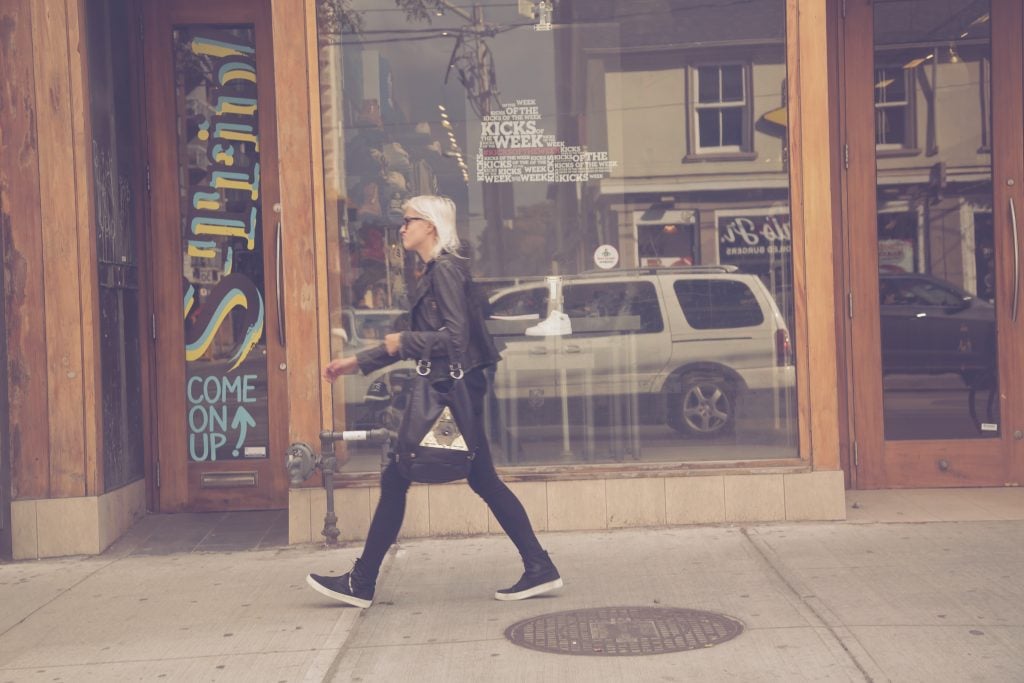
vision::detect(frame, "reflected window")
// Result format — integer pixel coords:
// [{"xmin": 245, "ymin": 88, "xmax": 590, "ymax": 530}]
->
[
  {"xmin": 694, "ymin": 64, "xmax": 749, "ymax": 152},
  {"xmin": 563, "ymin": 282, "xmax": 663, "ymax": 335},
  {"xmin": 674, "ymin": 280, "xmax": 764, "ymax": 329},
  {"xmin": 490, "ymin": 287, "xmax": 548, "ymax": 323},
  {"xmin": 874, "ymin": 66, "xmax": 913, "ymax": 149},
  {"xmin": 873, "ymin": 0, "xmax": 998, "ymax": 440}
]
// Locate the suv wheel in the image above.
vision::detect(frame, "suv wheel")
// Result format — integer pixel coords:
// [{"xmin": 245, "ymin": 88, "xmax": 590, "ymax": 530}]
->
[{"xmin": 668, "ymin": 374, "xmax": 736, "ymax": 437}]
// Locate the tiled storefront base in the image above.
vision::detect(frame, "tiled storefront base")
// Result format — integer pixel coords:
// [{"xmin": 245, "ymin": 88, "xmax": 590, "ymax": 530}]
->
[
  {"xmin": 288, "ymin": 470, "xmax": 846, "ymax": 544},
  {"xmin": 11, "ymin": 480, "xmax": 147, "ymax": 560}
]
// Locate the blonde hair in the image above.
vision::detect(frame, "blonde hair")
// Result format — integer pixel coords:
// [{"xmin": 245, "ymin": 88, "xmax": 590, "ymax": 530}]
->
[{"xmin": 403, "ymin": 195, "xmax": 464, "ymax": 260}]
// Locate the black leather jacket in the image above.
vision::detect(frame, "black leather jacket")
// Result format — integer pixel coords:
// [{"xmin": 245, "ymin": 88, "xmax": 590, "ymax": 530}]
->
[{"xmin": 356, "ymin": 253, "xmax": 501, "ymax": 377}]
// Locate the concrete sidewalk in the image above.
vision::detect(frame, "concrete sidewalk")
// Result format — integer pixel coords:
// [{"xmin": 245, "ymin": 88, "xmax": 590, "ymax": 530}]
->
[{"xmin": 2, "ymin": 489, "xmax": 1023, "ymax": 682}]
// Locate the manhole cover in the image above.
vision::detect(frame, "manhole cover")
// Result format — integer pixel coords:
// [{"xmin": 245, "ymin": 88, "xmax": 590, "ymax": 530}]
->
[{"xmin": 505, "ymin": 606, "xmax": 743, "ymax": 657}]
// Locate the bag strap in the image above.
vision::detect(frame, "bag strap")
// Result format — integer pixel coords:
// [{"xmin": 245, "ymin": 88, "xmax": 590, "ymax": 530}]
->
[
  {"xmin": 414, "ymin": 332, "xmax": 464, "ymax": 379},
  {"xmin": 414, "ymin": 263, "xmax": 466, "ymax": 380}
]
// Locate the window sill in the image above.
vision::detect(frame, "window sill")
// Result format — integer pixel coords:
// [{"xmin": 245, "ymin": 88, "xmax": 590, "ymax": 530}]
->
[
  {"xmin": 324, "ymin": 458, "xmax": 809, "ymax": 487},
  {"xmin": 682, "ymin": 151, "xmax": 758, "ymax": 163},
  {"xmin": 876, "ymin": 148, "xmax": 920, "ymax": 159}
]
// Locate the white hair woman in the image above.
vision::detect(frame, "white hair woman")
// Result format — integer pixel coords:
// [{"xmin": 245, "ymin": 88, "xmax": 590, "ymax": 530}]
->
[
  {"xmin": 401, "ymin": 194, "xmax": 463, "ymax": 260},
  {"xmin": 310, "ymin": 195, "xmax": 563, "ymax": 608}
]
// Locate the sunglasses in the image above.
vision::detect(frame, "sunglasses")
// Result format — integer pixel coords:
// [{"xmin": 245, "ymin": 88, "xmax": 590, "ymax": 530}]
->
[{"xmin": 401, "ymin": 216, "xmax": 428, "ymax": 227}]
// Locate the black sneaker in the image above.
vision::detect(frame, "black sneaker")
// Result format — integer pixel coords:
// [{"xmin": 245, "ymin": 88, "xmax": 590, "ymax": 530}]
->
[
  {"xmin": 495, "ymin": 550, "xmax": 563, "ymax": 601},
  {"xmin": 306, "ymin": 561, "xmax": 375, "ymax": 608}
]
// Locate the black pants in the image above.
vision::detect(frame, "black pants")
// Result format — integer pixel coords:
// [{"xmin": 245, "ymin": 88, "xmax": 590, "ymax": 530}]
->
[{"xmin": 359, "ymin": 368, "xmax": 544, "ymax": 577}]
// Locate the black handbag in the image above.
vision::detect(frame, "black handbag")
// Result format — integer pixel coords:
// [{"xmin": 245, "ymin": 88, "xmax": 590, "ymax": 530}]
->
[{"xmin": 392, "ymin": 336, "xmax": 479, "ymax": 483}]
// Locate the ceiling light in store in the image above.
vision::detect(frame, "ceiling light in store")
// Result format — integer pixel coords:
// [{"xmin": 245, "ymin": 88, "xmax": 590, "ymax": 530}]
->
[
  {"xmin": 874, "ymin": 78, "xmax": 895, "ymax": 89},
  {"xmin": 902, "ymin": 54, "xmax": 933, "ymax": 69},
  {"xmin": 969, "ymin": 13, "xmax": 989, "ymax": 25}
]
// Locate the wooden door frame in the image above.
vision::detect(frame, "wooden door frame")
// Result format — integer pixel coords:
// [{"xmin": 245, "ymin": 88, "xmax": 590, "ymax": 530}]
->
[
  {"xmin": 843, "ymin": 0, "xmax": 1021, "ymax": 489},
  {"xmin": 0, "ymin": 191, "xmax": 11, "ymax": 560},
  {"xmin": 998, "ymin": 0, "xmax": 1024, "ymax": 486},
  {"xmin": 142, "ymin": 0, "xmax": 288, "ymax": 511},
  {"xmin": 125, "ymin": 0, "xmax": 161, "ymax": 514}
]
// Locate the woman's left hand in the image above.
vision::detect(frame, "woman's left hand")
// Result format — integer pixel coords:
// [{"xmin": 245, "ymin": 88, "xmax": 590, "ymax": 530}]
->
[{"xmin": 384, "ymin": 332, "xmax": 402, "ymax": 356}]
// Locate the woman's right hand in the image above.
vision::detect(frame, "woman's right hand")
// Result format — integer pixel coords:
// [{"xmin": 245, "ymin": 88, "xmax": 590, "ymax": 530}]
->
[{"xmin": 323, "ymin": 356, "xmax": 359, "ymax": 383}]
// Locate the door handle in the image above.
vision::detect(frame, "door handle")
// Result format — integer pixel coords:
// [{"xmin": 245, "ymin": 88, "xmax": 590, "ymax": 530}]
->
[
  {"xmin": 563, "ymin": 344, "xmax": 582, "ymax": 353},
  {"xmin": 1011, "ymin": 197, "xmax": 1020, "ymax": 323},
  {"xmin": 275, "ymin": 210, "xmax": 286, "ymax": 346},
  {"xmin": 529, "ymin": 346, "xmax": 548, "ymax": 355}
]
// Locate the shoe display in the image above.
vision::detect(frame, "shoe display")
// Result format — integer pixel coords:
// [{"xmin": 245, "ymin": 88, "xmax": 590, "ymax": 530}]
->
[
  {"xmin": 495, "ymin": 550, "xmax": 564, "ymax": 601},
  {"xmin": 524, "ymin": 310, "xmax": 572, "ymax": 337},
  {"xmin": 306, "ymin": 558, "xmax": 376, "ymax": 608}
]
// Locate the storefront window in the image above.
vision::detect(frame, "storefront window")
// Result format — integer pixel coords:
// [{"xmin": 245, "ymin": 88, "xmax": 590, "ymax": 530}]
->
[{"xmin": 316, "ymin": 0, "xmax": 798, "ymax": 471}]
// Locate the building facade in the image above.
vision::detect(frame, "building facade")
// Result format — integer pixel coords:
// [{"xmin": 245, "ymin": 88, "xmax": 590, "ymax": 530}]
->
[{"xmin": 2, "ymin": 0, "xmax": 1022, "ymax": 559}]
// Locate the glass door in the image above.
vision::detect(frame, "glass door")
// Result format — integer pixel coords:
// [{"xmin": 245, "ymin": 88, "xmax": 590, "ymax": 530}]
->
[
  {"xmin": 846, "ymin": 0, "xmax": 1024, "ymax": 487},
  {"xmin": 143, "ymin": 0, "xmax": 288, "ymax": 510}
]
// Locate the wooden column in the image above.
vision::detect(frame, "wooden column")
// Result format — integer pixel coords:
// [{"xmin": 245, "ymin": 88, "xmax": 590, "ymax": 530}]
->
[
  {"xmin": 788, "ymin": 0, "xmax": 842, "ymax": 470},
  {"xmin": 0, "ymin": 0, "xmax": 100, "ymax": 500},
  {"xmin": 304, "ymin": 0, "xmax": 334, "ymax": 434},
  {"xmin": 271, "ymin": 0, "xmax": 330, "ymax": 447},
  {"xmin": 1, "ymin": 0, "xmax": 52, "ymax": 500}
]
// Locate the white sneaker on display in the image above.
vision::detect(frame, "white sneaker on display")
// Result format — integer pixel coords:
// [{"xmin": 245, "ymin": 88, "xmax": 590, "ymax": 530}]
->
[{"xmin": 525, "ymin": 310, "xmax": 572, "ymax": 337}]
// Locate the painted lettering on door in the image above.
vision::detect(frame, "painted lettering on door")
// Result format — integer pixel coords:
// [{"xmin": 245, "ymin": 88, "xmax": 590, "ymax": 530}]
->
[{"xmin": 174, "ymin": 27, "xmax": 269, "ymax": 463}]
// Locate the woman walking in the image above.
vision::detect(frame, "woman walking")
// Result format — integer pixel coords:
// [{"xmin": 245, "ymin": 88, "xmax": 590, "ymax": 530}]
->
[{"xmin": 307, "ymin": 195, "xmax": 562, "ymax": 608}]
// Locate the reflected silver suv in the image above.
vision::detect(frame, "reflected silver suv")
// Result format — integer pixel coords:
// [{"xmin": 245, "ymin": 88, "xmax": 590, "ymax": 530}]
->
[{"xmin": 485, "ymin": 266, "xmax": 794, "ymax": 437}]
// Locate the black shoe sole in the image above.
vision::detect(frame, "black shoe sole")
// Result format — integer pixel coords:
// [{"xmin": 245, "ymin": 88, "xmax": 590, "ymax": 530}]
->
[
  {"xmin": 306, "ymin": 574, "xmax": 373, "ymax": 608},
  {"xmin": 494, "ymin": 577, "xmax": 564, "ymax": 601}
]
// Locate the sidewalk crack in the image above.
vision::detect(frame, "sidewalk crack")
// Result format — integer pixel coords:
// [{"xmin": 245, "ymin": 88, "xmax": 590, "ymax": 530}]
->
[
  {"xmin": 0, "ymin": 556, "xmax": 123, "ymax": 639},
  {"xmin": 740, "ymin": 527, "xmax": 883, "ymax": 683}
]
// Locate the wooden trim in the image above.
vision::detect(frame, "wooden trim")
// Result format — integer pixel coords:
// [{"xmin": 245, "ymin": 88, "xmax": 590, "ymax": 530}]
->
[
  {"xmin": 31, "ymin": 0, "xmax": 89, "ymax": 497},
  {"xmin": 788, "ymin": 0, "xmax": 841, "ymax": 470},
  {"xmin": 786, "ymin": 0, "xmax": 810, "ymax": 465},
  {"xmin": 877, "ymin": 439, "xmax": 1007, "ymax": 488},
  {"xmin": 270, "ymin": 0, "xmax": 323, "ymax": 449},
  {"xmin": 302, "ymin": 0, "xmax": 333, "ymax": 434},
  {"xmin": 842, "ymin": 0, "xmax": 887, "ymax": 488},
  {"xmin": 142, "ymin": 0, "xmax": 188, "ymax": 510},
  {"xmin": 329, "ymin": 460, "xmax": 814, "ymax": 488},
  {"xmin": 0, "ymin": 274, "xmax": 8, "ymax": 555},
  {"xmin": 129, "ymin": 0, "xmax": 158, "ymax": 511},
  {"xmin": 66, "ymin": 0, "xmax": 103, "ymax": 497},
  {"xmin": 0, "ymin": 0, "xmax": 51, "ymax": 499},
  {"xmin": 992, "ymin": 0, "xmax": 1024, "ymax": 486},
  {"xmin": 252, "ymin": 1, "xmax": 290, "ymax": 507},
  {"xmin": 826, "ymin": 0, "xmax": 852, "ymax": 488}
]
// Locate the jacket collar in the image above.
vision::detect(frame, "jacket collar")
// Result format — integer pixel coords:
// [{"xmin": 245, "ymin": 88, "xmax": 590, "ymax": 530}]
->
[{"xmin": 408, "ymin": 258, "xmax": 437, "ymax": 311}]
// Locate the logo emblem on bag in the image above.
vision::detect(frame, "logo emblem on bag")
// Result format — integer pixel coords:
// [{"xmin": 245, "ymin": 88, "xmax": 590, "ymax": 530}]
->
[{"xmin": 419, "ymin": 406, "xmax": 469, "ymax": 451}]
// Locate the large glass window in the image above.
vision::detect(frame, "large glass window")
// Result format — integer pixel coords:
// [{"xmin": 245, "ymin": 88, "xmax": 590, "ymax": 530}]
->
[{"xmin": 316, "ymin": 0, "xmax": 797, "ymax": 470}]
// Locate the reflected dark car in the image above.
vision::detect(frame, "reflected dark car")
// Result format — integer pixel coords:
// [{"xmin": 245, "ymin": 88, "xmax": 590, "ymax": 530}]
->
[{"xmin": 879, "ymin": 274, "xmax": 995, "ymax": 384}]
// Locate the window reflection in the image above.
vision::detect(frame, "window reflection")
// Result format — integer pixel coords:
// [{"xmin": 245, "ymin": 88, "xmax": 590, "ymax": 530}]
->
[
  {"xmin": 873, "ymin": 0, "xmax": 999, "ymax": 440},
  {"xmin": 317, "ymin": 0, "xmax": 797, "ymax": 469}
]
